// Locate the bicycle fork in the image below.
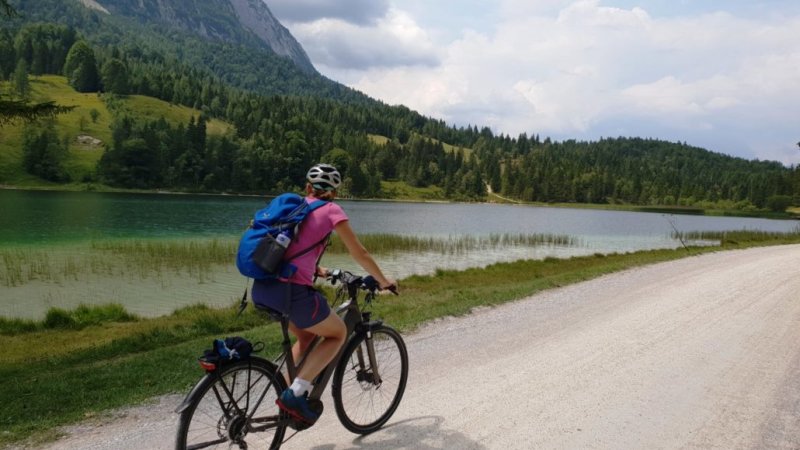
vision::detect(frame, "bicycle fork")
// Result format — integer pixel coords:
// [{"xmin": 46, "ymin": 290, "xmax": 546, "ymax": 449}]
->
[
  {"xmin": 358, "ymin": 337, "xmax": 382, "ymax": 386},
  {"xmin": 355, "ymin": 313, "xmax": 384, "ymax": 387}
]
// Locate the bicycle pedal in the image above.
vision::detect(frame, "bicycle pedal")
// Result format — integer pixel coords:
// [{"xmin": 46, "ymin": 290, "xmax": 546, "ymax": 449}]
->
[
  {"xmin": 286, "ymin": 400, "xmax": 324, "ymax": 431},
  {"xmin": 308, "ymin": 399, "xmax": 324, "ymax": 416},
  {"xmin": 289, "ymin": 420, "xmax": 311, "ymax": 431}
]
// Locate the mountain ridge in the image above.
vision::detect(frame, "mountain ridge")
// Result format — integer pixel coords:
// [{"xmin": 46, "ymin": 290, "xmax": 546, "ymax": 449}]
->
[
  {"xmin": 5, "ymin": 0, "xmax": 367, "ymax": 101},
  {"xmin": 229, "ymin": 0, "xmax": 315, "ymax": 74},
  {"xmin": 74, "ymin": 0, "xmax": 316, "ymax": 75}
]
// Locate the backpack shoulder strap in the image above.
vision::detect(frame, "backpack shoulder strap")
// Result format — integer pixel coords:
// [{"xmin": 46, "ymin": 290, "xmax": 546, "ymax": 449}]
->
[
  {"xmin": 306, "ymin": 199, "xmax": 328, "ymax": 212},
  {"xmin": 283, "ymin": 199, "xmax": 326, "ymax": 225},
  {"xmin": 282, "ymin": 200, "xmax": 331, "ymax": 262},
  {"xmin": 284, "ymin": 232, "xmax": 331, "ymax": 263}
]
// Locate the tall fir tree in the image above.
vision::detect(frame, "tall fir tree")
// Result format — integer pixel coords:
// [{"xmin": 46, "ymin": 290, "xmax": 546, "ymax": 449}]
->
[
  {"xmin": 100, "ymin": 58, "xmax": 129, "ymax": 94},
  {"xmin": 13, "ymin": 58, "xmax": 29, "ymax": 99},
  {"xmin": 21, "ymin": 120, "xmax": 70, "ymax": 182},
  {"xmin": 63, "ymin": 40, "xmax": 98, "ymax": 92},
  {"xmin": 0, "ymin": 29, "xmax": 14, "ymax": 79}
]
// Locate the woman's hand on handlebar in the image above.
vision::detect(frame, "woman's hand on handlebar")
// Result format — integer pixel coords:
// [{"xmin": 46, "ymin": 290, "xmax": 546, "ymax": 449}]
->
[
  {"xmin": 323, "ymin": 269, "xmax": 398, "ymax": 294},
  {"xmin": 364, "ymin": 275, "xmax": 398, "ymax": 295},
  {"xmin": 380, "ymin": 278, "xmax": 398, "ymax": 295},
  {"xmin": 316, "ymin": 265, "xmax": 331, "ymax": 278}
]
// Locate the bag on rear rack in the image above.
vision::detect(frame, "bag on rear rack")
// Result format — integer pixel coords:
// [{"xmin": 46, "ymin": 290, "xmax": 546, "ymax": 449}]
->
[{"xmin": 198, "ymin": 336, "xmax": 257, "ymax": 371}]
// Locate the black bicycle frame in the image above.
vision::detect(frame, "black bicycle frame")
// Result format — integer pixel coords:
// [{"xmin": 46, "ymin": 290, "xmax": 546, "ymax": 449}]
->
[
  {"xmin": 280, "ymin": 284, "xmax": 383, "ymax": 401},
  {"xmin": 175, "ymin": 275, "xmax": 393, "ymax": 449}
]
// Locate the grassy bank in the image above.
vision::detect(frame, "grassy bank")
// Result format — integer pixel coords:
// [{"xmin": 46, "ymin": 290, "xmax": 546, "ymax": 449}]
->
[{"xmin": 2, "ymin": 233, "xmax": 800, "ymax": 446}]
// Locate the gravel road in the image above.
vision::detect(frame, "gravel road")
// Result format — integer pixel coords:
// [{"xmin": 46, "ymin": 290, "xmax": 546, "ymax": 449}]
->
[{"xmin": 29, "ymin": 244, "xmax": 800, "ymax": 450}]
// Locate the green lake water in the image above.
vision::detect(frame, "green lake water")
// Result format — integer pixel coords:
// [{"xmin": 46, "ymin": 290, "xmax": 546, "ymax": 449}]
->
[{"xmin": 2, "ymin": 189, "xmax": 797, "ymax": 319}]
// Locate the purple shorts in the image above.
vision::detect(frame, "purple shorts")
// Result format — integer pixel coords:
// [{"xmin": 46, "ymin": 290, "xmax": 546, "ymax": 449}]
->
[{"xmin": 251, "ymin": 279, "xmax": 331, "ymax": 329}]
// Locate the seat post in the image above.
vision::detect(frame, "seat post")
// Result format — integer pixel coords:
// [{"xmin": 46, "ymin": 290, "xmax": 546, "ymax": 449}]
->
[{"xmin": 280, "ymin": 317, "xmax": 297, "ymax": 381}]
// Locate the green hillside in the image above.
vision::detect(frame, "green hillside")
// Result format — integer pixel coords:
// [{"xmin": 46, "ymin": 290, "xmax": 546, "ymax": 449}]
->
[
  {"xmin": 3, "ymin": 0, "xmax": 367, "ymax": 103},
  {"xmin": 0, "ymin": 75, "xmax": 232, "ymax": 186},
  {"xmin": 122, "ymin": 96, "xmax": 232, "ymax": 136},
  {"xmin": 0, "ymin": 3, "xmax": 797, "ymax": 208}
]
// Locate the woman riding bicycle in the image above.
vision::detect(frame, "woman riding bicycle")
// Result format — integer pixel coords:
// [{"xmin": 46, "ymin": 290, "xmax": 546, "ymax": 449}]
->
[{"xmin": 251, "ymin": 163, "xmax": 396, "ymax": 425}]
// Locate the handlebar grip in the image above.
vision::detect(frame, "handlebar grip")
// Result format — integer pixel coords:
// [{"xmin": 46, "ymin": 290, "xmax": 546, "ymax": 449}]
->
[
  {"xmin": 362, "ymin": 275, "xmax": 379, "ymax": 290},
  {"xmin": 363, "ymin": 276, "xmax": 398, "ymax": 294}
]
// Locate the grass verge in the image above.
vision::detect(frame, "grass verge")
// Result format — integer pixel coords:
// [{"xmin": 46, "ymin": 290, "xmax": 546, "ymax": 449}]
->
[{"xmin": 2, "ymin": 234, "xmax": 800, "ymax": 446}]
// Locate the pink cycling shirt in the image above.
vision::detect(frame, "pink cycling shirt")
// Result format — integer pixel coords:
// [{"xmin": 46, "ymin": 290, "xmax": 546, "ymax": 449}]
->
[{"xmin": 282, "ymin": 195, "xmax": 348, "ymax": 286}]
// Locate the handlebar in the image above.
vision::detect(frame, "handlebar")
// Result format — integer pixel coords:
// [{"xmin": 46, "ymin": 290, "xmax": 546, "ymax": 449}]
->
[{"xmin": 327, "ymin": 269, "xmax": 398, "ymax": 296}]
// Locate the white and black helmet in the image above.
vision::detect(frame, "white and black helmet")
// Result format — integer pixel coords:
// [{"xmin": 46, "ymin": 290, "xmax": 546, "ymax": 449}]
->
[{"xmin": 306, "ymin": 163, "xmax": 342, "ymax": 191}]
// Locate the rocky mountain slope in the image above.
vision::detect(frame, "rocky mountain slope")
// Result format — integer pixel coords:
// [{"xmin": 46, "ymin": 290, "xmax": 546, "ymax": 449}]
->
[{"xmin": 76, "ymin": 0, "xmax": 315, "ymax": 73}]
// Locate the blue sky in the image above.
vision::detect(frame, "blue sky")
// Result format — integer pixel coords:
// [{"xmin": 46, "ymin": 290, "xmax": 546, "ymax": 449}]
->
[{"xmin": 266, "ymin": 0, "xmax": 800, "ymax": 165}]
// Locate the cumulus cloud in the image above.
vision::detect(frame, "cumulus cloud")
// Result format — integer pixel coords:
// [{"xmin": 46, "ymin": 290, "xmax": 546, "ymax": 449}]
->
[
  {"xmin": 286, "ymin": 8, "xmax": 440, "ymax": 70},
  {"xmin": 264, "ymin": 0, "xmax": 390, "ymax": 25},
  {"xmin": 277, "ymin": 0, "xmax": 800, "ymax": 164}
]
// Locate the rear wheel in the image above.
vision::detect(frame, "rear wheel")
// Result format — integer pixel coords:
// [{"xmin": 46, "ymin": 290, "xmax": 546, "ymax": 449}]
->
[
  {"xmin": 176, "ymin": 358, "xmax": 288, "ymax": 449},
  {"xmin": 332, "ymin": 326, "xmax": 409, "ymax": 434}
]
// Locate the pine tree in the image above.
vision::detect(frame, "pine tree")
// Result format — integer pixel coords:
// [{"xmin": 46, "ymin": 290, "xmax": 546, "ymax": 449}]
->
[
  {"xmin": 100, "ymin": 58, "xmax": 130, "ymax": 94},
  {"xmin": 0, "ymin": 0, "xmax": 72, "ymax": 125},
  {"xmin": 0, "ymin": 0, "xmax": 14, "ymax": 17},
  {"xmin": 13, "ymin": 58, "xmax": 29, "ymax": 99},
  {"xmin": 0, "ymin": 30, "xmax": 14, "ymax": 79},
  {"xmin": 22, "ymin": 121, "xmax": 70, "ymax": 182},
  {"xmin": 30, "ymin": 40, "xmax": 46, "ymax": 75},
  {"xmin": 63, "ymin": 40, "xmax": 98, "ymax": 92}
]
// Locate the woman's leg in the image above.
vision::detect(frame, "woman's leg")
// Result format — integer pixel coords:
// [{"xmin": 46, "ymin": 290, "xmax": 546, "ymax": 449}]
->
[
  {"xmin": 294, "ymin": 311, "xmax": 346, "ymax": 382},
  {"xmin": 288, "ymin": 322, "xmax": 316, "ymax": 367},
  {"xmin": 276, "ymin": 288, "xmax": 346, "ymax": 422}
]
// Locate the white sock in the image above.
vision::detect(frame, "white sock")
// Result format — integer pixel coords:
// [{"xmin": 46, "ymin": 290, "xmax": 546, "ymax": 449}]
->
[{"xmin": 290, "ymin": 378, "xmax": 312, "ymax": 397}]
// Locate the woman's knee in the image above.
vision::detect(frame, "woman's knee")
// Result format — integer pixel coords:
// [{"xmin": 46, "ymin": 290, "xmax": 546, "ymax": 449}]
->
[
  {"xmin": 330, "ymin": 316, "xmax": 346, "ymax": 340},
  {"xmin": 309, "ymin": 313, "xmax": 346, "ymax": 340},
  {"xmin": 296, "ymin": 333, "xmax": 315, "ymax": 350}
]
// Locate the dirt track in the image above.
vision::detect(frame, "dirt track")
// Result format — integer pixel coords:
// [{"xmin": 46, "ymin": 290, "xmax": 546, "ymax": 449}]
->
[{"xmin": 31, "ymin": 244, "xmax": 800, "ymax": 449}]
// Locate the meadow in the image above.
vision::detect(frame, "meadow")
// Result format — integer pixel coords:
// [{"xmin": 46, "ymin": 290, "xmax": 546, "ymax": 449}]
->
[{"xmin": 0, "ymin": 75, "xmax": 232, "ymax": 187}]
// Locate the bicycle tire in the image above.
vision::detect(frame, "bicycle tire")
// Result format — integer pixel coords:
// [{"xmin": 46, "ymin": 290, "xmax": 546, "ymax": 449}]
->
[
  {"xmin": 331, "ymin": 325, "xmax": 409, "ymax": 434},
  {"xmin": 176, "ymin": 358, "xmax": 288, "ymax": 450}
]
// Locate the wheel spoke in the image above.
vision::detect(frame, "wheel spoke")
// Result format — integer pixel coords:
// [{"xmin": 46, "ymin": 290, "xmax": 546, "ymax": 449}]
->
[
  {"xmin": 177, "ymin": 359, "xmax": 287, "ymax": 449},
  {"xmin": 333, "ymin": 327, "xmax": 408, "ymax": 434}
]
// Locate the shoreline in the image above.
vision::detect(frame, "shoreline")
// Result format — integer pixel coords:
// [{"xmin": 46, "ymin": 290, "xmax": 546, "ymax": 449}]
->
[{"xmin": 2, "ymin": 183, "xmax": 798, "ymax": 220}]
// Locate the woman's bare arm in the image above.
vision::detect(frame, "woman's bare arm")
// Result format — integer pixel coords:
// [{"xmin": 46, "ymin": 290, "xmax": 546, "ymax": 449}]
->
[{"xmin": 334, "ymin": 220, "xmax": 396, "ymax": 289}]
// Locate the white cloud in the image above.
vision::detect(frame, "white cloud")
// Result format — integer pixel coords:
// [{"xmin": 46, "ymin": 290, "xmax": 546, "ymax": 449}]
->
[
  {"xmin": 280, "ymin": 0, "xmax": 800, "ymax": 164},
  {"xmin": 287, "ymin": 8, "xmax": 440, "ymax": 70},
  {"xmin": 557, "ymin": 0, "xmax": 651, "ymax": 27},
  {"xmin": 264, "ymin": 0, "xmax": 389, "ymax": 25}
]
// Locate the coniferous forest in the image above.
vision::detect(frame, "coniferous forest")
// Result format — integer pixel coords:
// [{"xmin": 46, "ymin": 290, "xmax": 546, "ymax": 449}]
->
[{"xmin": 1, "ymin": 1, "xmax": 799, "ymax": 211}]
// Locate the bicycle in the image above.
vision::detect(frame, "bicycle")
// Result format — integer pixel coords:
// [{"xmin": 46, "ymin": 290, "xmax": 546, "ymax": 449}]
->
[{"xmin": 174, "ymin": 270, "xmax": 409, "ymax": 449}]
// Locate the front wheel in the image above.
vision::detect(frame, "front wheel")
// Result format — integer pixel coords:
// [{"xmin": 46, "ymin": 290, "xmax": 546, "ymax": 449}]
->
[
  {"xmin": 176, "ymin": 358, "xmax": 288, "ymax": 450},
  {"xmin": 332, "ymin": 325, "xmax": 409, "ymax": 434}
]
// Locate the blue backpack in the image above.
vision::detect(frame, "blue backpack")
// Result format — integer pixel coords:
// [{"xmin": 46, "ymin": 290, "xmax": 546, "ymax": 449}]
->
[{"xmin": 236, "ymin": 193, "xmax": 328, "ymax": 280}]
